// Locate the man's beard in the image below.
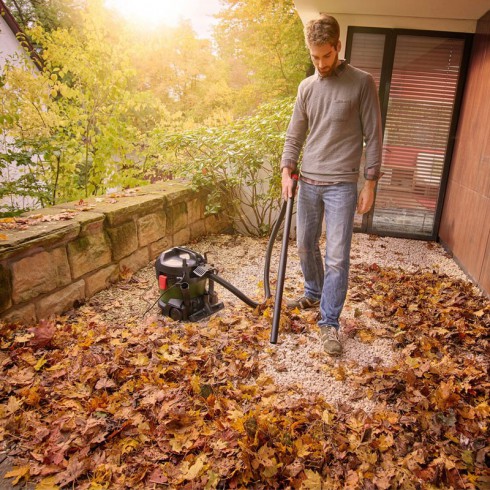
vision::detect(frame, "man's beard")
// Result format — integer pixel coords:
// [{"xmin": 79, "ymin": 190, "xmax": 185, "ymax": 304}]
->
[{"xmin": 318, "ymin": 53, "xmax": 339, "ymax": 78}]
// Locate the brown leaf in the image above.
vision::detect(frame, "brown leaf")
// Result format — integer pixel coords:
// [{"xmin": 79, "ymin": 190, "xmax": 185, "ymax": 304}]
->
[
  {"xmin": 94, "ymin": 377, "xmax": 117, "ymax": 390},
  {"xmin": 148, "ymin": 467, "xmax": 168, "ymax": 484},
  {"xmin": 343, "ymin": 318, "xmax": 360, "ymax": 337},
  {"xmin": 284, "ymin": 459, "xmax": 303, "ymax": 478},
  {"xmin": 344, "ymin": 469, "xmax": 360, "ymax": 489},
  {"xmin": 55, "ymin": 455, "xmax": 87, "ymax": 486},
  {"xmin": 244, "ymin": 416, "xmax": 258, "ymax": 438},
  {"xmin": 28, "ymin": 320, "xmax": 56, "ymax": 349},
  {"xmin": 373, "ymin": 472, "xmax": 393, "ymax": 490}
]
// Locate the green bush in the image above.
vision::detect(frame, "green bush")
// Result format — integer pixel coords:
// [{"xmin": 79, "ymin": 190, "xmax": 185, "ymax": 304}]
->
[{"xmin": 158, "ymin": 98, "xmax": 294, "ymax": 236}]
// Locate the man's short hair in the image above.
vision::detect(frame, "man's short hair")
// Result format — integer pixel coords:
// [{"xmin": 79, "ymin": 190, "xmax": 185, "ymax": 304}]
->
[{"xmin": 304, "ymin": 14, "xmax": 340, "ymax": 48}]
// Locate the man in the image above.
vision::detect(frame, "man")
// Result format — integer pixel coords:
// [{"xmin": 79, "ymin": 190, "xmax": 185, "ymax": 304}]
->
[{"xmin": 281, "ymin": 14, "xmax": 382, "ymax": 356}]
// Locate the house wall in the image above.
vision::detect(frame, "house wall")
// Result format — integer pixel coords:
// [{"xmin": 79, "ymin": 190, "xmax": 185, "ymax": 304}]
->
[
  {"xmin": 1, "ymin": 3, "xmax": 39, "ymax": 213},
  {"xmin": 439, "ymin": 11, "xmax": 490, "ymax": 295},
  {"xmin": 0, "ymin": 7, "xmax": 25, "ymax": 66}
]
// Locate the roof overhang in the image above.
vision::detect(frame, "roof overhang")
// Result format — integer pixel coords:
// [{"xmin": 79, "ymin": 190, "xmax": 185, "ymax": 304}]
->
[{"xmin": 294, "ymin": 0, "xmax": 490, "ymax": 33}]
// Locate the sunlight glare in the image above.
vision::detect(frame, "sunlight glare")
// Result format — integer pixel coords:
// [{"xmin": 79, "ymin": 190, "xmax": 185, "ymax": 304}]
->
[{"xmin": 105, "ymin": 0, "xmax": 218, "ymax": 34}]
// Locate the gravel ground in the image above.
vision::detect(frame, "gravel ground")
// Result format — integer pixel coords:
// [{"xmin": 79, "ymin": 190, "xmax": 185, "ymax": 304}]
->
[{"xmin": 83, "ymin": 232, "xmax": 474, "ymax": 413}]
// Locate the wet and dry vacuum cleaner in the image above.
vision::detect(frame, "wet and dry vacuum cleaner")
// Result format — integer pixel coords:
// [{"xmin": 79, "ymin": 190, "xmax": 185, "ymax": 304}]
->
[{"xmin": 155, "ymin": 177, "xmax": 298, "ymax": 344}]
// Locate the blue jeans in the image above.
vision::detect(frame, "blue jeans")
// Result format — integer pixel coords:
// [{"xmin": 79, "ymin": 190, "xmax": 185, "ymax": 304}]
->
[{"xmin": 296, "ymin": 181, "xmax": 357, "ymax": 329}]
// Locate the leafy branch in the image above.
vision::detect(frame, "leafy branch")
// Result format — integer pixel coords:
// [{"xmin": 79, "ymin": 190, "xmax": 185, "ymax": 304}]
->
[{"xmin": 158, "ymin": 98, "xmax": 294, "ymax": 236}]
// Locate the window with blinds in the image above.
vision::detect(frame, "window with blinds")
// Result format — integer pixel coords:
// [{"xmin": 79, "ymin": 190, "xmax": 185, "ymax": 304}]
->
[{"xmin": 347, "ymin": 29, "xmax": 468, "ymax": 238}]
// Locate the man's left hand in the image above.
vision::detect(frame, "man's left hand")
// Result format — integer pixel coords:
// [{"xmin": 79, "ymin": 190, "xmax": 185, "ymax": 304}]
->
[{"xmin": 357, "ymin": 180, "xmax": 376, "ymax": 214}]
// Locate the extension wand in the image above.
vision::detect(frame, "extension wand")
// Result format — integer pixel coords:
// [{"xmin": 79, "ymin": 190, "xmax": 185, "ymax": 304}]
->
[{"xmin": 270, "ymin": 174, "xmax": 298, "ymax": 344}]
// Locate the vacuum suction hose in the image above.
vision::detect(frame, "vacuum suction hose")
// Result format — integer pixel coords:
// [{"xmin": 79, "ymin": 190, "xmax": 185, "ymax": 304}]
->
[
  {"xmin": 206, "ymin": 197, "xmax": 288, "ymax": 310},
  {"xmin": 207, "ymin": 272, "xmax": 260, "ymax": 308}
]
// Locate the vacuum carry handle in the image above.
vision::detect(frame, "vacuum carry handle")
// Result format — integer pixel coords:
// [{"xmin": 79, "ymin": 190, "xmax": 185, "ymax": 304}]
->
[{"xmin": 270, "ymin": 174, "xmax": 298, "ymax": 344}]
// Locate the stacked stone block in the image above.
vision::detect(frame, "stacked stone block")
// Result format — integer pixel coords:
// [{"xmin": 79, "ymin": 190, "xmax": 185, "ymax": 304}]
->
[{"xmin": 0, "ymin": 182, "xmax": 231, "ymax": 324}]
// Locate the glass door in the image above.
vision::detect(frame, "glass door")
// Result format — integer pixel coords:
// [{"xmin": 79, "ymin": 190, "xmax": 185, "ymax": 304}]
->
[{"xmin": 347, "ymin": 28, "xmax": 471, "ymax": 239}]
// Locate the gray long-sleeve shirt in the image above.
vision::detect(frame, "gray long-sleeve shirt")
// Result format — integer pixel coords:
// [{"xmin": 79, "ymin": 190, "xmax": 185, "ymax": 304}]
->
[{"xmin": 281, "ymin": 61, "xmax": 382, "ymax": 183}]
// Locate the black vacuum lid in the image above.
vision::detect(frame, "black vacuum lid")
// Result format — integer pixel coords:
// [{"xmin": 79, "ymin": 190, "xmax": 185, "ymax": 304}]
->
[{"xmin": 155, "ymin": 247, "xmax": 205, "ymax": 275}]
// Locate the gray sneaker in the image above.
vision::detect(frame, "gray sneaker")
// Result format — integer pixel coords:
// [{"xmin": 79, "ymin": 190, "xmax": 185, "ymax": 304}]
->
[
  {"xmin": 286, "ymin": 296, "xmax": 320, "ymax": 309},
  {"xmin": 320, "ymin": 326, "xmax": 342, "ymax": 356}
]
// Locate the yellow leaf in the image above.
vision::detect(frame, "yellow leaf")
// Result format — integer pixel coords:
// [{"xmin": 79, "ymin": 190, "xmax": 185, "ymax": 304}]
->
[
  {"xmin": 204, "ymin": 470, "xmax": 220, "ymax": 490},
  {"xmin": 322, "ymin": 409, "xmax": 334, "ymax": 424},
  {"xmin": 357, "ymin": 329, "xmax": 375, "ymax": 343},
  {"xmin": 183, "ymin": 454, "xmax": 207, "ymax": 481},
  {"xmin": 35, "ymin": 476, "xmax": 60, "ymax": 489},
  {"xmin": 0, "ymin": 233, "xmax": 8, "ymax": 240},
  {"xmin": 466, "ymin": 473, "xmax": 480, "ymax": 484},
  {"xmin": 227, "ymin": 408, "xmax": 245, "ymax": 430},
  {"xmin": 300, "ymin": 469, "xmax": 322, "ymax": 489},
  {"xmin": 120, "ymin": 438, "xmax": 139, "ymax": 454},
  {"xmin": 169, "ymin": 437, "xmax": 185, "ymax": 452},
  {"xmin": 5, "ymin": 396, "xmax": 22, "ymax": 415},
  {"xmin": 294, "ymin": 438, "xmax": 310, "ymax": 457},
  {"xmin": 332, "ymin": 365, "xmax": 347, "ymax": 381},
  {"xmin": 405, "ymin": 356, "xmax": 420, "ymax": 368},
  {"xmin": 461, "ymin": 450, "xmax": 474, "ymax": 466},
  {"xmin": 5, "ymin": 465, "xmax": 30, "ymax": 485},
  {"xmin": 13, "ymin": 333, "xmax": 34, "ymax": 344},
  {"xmin": 262, "ymin": 307, "xmax": 272, "ymax": 319},
  {"xmin": 132, "ymin": 353, "xmax": 149, "ymax": 366},
  {"xmin": 157, "ymin": 349, "xmax": 180, "ymax": 362},
  {"xmin": 432, "ymin": 455, "xmax": 456, "ymax": 470},
  {"xmin": 475, "ymin": 401, "xmax": 490, "ymax": 417},
  {"xmin": 46, "ymin": 362, "xmax": 66, "ymax": 372},
  {"xmin": 20, "ymin": 351, "xmax": 37, "ymax": 366},
  {"xmin": 34, "ymin": 356, "xmax": 47, "ymax": 371},
  {"xmin": 376, "ymin": 433, "xmax": 394, "ymax": 452},
  {"xmin": 262, "ymin": 461, "xmax": 279, "ymax": 478}
]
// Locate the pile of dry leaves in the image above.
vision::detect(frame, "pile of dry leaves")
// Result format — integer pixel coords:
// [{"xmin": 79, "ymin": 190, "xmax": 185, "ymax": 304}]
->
[
  {"xmin": 0, "ymin": 233, "xmax": 488, "ymax": 489},
  {"xmin": 0, "ymin": 188, "xmax": 142, "ymax": 241},
  {"xmin": 0, "ymin": 212, "xmax": 79, "ymax": 240}
]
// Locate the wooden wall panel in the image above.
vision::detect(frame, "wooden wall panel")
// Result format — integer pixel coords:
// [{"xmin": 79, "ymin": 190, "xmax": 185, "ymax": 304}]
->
[
  {"xmin": 482, "ymin": 128, "xmax": 490, "ymax": 199},
  {"xmin": 441, "ymin": 181, "xmax": 489, "ymax": 281},
  {"xmin": 480, "ymin": 208, "xmax": 490, "ymax": 293},
  {"xmin": 449, "ymin": 26, "xmax": 487, "ymax": 187},
  {"xmin": 440, "ymin": 10, "xmax": 490, "ymax": 296}
]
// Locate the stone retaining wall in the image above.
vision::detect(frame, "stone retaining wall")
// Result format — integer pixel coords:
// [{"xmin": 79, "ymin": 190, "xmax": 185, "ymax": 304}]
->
[{"xmin": 0, "ymin": 182, "xmax": 232, "ymax": 324}]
